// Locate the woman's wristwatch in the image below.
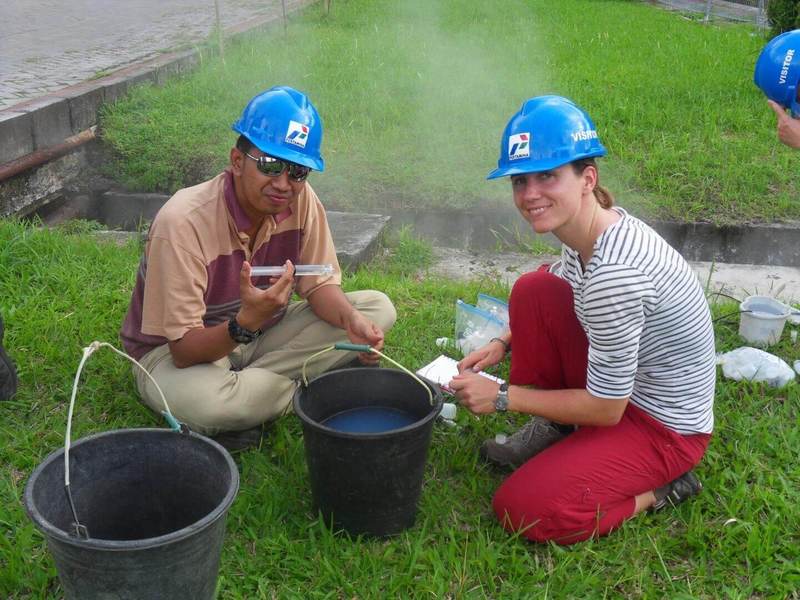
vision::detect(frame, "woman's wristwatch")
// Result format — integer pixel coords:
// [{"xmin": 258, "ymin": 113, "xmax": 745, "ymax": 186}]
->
[{"xmin": 494, "ymin": 382, "xmax": 509, "ymax": 412}]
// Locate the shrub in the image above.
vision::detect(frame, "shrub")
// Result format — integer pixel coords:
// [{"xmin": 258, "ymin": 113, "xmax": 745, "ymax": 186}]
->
[{"xmin": 768, "ymin": 0, "xmax": 800, "ymax": 37}]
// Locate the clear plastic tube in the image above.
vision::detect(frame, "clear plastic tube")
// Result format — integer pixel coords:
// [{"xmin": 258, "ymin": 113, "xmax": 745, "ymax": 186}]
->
[{"xmin": 250, "ymin": 264, "xmax": 334, "ymax": 277}]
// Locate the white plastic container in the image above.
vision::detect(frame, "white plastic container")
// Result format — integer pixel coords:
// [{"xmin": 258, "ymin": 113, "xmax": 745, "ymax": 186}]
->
[
  {"xmin": 439, "ymin": 402, "xmax": 457, "ymax": 420},
  {"xmin": 739, "ymin": 296, "xmax": 791, "ymax": 347}
]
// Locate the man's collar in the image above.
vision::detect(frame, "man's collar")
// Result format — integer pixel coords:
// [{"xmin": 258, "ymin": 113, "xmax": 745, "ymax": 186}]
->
[{"xmin": 223, "ymin": 170, "xmax": 254, "ymax": 231}]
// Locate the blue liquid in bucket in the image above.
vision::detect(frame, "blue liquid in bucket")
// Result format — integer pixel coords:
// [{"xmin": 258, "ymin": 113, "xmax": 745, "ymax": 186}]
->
[{"xmin": 323, "ymin": 406, "xmax": 417, "ymax": 433}]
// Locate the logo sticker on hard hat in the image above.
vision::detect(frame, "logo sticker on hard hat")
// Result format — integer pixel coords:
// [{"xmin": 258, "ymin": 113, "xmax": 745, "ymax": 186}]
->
[
  {"xmin": 779, "ymin": 49, "xmax": 795, "ymax": 84},
  {"xmin": 571, "ymin": 129, "xmax": 599, "ymax": 142},
  {"xmin": 508, "ymin": 133, "xmax": 530, "ymax": 160},
  {"xmin": 285, "ymin": 120, "xmax": 310, "ymax": 148}
]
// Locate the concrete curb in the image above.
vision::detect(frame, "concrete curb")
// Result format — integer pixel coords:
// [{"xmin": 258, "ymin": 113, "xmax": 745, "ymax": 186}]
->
[
  {"xmin": 37, "ymin": 192, "xmax": 800, "ymax": 268},
  {"xmin": 428, "ymin": 247, "xmax": 800, "ymax": 303},
  {"xmin": 82, "ymin": 192, "xmax": 391, "ymax": 272},
  {"xmin": 0, "ymin": 0, "xmax": 316, "ymax": 168},
  {"xmin": 385, "ymin": 207, "xmax": 800, "ymax": 268}
]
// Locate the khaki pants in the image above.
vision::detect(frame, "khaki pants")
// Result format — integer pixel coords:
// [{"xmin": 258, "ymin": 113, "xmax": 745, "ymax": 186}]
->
[{"xmin": 134, "ymin": 290, "xmax": 396, "ymax": 435}]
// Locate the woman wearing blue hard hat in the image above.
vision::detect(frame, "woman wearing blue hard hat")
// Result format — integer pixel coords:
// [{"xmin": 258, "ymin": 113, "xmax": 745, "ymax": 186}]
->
[
  {"xmin": 449, "ymin": 96, "xmax": 716, "ymax": 544},
  {"xmin": 755, "ymin": 29, "xmax": 800, "ymax": 147}
]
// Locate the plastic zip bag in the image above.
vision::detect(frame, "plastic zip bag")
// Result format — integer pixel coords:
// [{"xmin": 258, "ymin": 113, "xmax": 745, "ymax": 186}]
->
[
  {"xmin": 476, "ymin": 293, "xmax": 509, "ymax": 328},
  {"xmin": 455, "ymin": 299, "xmax": 506, "ymax": 356},
  {"xmin": 717, "ymin": 347, "xmax": 795, "ymax": 388}
]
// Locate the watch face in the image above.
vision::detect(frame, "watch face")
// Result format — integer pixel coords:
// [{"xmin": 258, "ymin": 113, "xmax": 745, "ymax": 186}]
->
[
  {"xmin": 233, "ymin": 331, "xmax": 256, "ymax": 344},
  {"xmin": 495, "ymin": 387, "xmax": 509, "ymax": 412},
  {"xmin": 228, "ymin": 318, "xmax": 259, "ymax": 344}
]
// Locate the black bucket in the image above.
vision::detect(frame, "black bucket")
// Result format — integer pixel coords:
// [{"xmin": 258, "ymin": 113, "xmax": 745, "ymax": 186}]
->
[
  {"xmin": 24, "ymin": 428, "xmax": 239, "ymax": 600},
  {"xmin": 293, "ymin": 367, "xmax": 442, "ymax": 537}
]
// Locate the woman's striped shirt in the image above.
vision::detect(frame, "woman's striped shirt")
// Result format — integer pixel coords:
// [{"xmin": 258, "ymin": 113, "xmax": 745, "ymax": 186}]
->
[{"xmin": 554, "ymin": 207, "xmax": 715, "ymax": 434}]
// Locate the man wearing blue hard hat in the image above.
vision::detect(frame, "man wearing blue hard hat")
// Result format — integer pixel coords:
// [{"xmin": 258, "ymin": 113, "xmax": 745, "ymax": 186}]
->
[
  {"xmin": 449, "ymin": 96, "xmax": 716, "ymax": 544},
  {"xmin": 120, "ymin": 86, "xmax": 396, "ymax": 451},
  {"xmin": 755, "ymin": 29, "xmax": 800, "ymax": 148}
]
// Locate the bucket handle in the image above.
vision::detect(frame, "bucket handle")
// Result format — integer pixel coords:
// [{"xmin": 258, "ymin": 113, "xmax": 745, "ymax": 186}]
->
[
  {"xmin": 63, "ymin": 341, "xmax": 183, "ymax": 539},
  {"xmin": 301, "ymin": 342, "xmax": 434, "ymax": 406}
]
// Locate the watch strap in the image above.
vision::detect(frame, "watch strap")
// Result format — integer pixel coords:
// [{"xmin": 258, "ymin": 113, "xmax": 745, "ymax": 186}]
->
[
  {"xmin": 228, "ymin": 317, "xmax": 262, "ymax": 344},
  {"xmin": 494, "ymin": 382, "xmax": 509, "ymax": 412}
]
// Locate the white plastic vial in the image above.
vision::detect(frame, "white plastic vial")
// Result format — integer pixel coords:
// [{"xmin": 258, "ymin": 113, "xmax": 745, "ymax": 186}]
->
[{"xmin": 440, "ymin": 403, "xmax": 457, "ymax": 420}]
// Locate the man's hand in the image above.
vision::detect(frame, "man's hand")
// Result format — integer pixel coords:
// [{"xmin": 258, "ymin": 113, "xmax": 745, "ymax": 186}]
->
[
  {"xmin": 768, "ymin": 100, "xmax": 800, "ymax": 149},
  {"xmin": 345, "ymin": 310, "xmax": 385, "ymax": 365},
  {"xmin": 236, "ymin": 260, "xmax": 296, "ymax": 330},
  {"xmin": 449, "ymin": 371, "xmax": 501, "ymax": 414}
]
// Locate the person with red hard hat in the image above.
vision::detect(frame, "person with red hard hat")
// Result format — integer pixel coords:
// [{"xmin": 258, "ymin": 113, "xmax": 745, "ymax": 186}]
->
[
  {"xmin": 120, "ymin": 86, "xmax": 395, "ymax": 451},
  {"xmin": 449, "ymin": 96, "xmax": 715, "ymax": 544},
  {"xmin": 755, "ymin": 29, "xmax": 800, "ymax": 148}
]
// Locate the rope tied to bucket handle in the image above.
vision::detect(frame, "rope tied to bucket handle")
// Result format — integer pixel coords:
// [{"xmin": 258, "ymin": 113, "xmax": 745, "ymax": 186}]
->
[
  {"xmin": 301, "ymin": 342, "xmax": 434, "ymax": 406},
  {"xmin": 64, "ymin": 341, "xmax": 184, "ymax": 539}
]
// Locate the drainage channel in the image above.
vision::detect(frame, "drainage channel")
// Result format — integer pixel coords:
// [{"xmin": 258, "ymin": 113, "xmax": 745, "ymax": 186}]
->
[
  {"xmin": 24, "ymin": 191, "xmax": 800, "ymax": 269},
  {"xmin": 385, "ymin": 208, "xmax": 800, "ymax": 268}
]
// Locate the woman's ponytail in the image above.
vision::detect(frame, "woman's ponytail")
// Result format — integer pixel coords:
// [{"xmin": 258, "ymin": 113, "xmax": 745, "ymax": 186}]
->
[{"xmin": 571, "ymin": 157, "xmax": 615, "ymax": 208}]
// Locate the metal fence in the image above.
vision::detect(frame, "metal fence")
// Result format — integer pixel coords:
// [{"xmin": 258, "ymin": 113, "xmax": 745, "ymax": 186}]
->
[{"xmin": 649, "ymin": 0, "xmax": 769, "ymax": 28}]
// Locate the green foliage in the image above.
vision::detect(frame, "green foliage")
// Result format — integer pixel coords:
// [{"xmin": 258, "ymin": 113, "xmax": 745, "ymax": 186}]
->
[
  {"xmin": 1, "ymin": 220, "xmax": 799, "ymax": 597},
  {"xmin": 767, "ymin": 0, "xmax": 800, "ymax": 37},
  {"xmin": 101, "ymin": 0, "xmax": 800, "ymax": 225},
  {"xmin": 489, "ymin": 222, "xmax": 560, "ymax": 255},
  {"xmin": 368, "ymin": 225, "xmax": 433, "ymax": 276}
]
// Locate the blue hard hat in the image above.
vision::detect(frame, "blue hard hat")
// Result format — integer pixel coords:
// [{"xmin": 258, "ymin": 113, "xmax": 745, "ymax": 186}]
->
[
  {"xmin": 754, "ymin": 30, "xmax": 800, "ymax": 117},
  {"xmin": 232, "ymin": 85, "xmax": 324, "ymax": 171},
  {"xmin": 487, "ymin": 95, "xmax": 607, "ymax": 180}
]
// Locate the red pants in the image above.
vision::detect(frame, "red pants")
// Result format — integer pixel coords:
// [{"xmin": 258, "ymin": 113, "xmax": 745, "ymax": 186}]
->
[{"xmin": 493, "ymin": 270, "xmax": 710, "ymax": 545}]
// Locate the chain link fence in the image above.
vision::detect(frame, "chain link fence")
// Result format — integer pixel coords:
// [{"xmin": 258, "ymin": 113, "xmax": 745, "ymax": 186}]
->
[{"xmin": 649, "ymin": 0, "xmax": 769, "ymax": 28}]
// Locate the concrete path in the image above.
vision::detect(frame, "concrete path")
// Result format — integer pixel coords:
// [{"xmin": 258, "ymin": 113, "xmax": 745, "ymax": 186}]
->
[
  {"xmin": 0, "ymin": 0, "xmax": 294, "ymax": 110},
  {"xmin": 653, "ymin": 0, "xmax": 766, "ymax": 25},
  {"xmin": 429, "ymin": 247, "xmax": 800, "ymax": 304}
]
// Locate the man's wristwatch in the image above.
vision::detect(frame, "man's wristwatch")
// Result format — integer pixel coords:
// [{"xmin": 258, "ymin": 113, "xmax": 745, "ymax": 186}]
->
[
  {"xmin": 228, "ymin": 317, "xmax": 262, "ymax": 344},
  {"xmin": 494, "ymin": 382, "xmax": 509, "ymax": 412}
]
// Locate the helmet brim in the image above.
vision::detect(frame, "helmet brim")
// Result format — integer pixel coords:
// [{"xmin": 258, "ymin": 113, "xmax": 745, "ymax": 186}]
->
[{"xmin": 486, "ymin": 149, "xmax": 606, "ymax": 180}]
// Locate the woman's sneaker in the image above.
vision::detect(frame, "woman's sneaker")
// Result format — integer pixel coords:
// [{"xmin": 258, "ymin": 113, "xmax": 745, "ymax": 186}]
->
[
  {"xmin": 652, "ymin": 470, "xmax": 703, "ymax": 511},
  {"xmin": 0, "ymin": 314, "xmax": 18, "ymax": 401},
  {"xmin": 479, "ymin": 416, "xmax": 573, "ymax": 470}
]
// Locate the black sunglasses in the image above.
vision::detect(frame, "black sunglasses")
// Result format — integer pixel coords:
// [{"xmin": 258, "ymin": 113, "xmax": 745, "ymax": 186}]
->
[{"xmin": 244, "ymin": 151, "xmax": 312, "ymax": 182}]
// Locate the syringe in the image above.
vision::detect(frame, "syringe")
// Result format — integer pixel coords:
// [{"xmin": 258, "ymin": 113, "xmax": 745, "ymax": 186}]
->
[{"xmin": 250, "ymin": 264, "xmax": 334, "ymax": 277}]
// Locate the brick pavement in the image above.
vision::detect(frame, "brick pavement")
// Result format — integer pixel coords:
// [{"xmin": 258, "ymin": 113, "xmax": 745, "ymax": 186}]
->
[{"xmin": 0, "ymin": 0, "xmax": 294, "ymax": 110}]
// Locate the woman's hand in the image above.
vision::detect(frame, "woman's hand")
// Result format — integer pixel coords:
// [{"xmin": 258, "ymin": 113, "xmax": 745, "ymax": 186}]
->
[
  {"xmin": 457, "ymin": 338, "xmax": 507, "ymax": 373},
  {"xmin": 449, "ymin": 371, "xmax": 501, "ymax": 414}
]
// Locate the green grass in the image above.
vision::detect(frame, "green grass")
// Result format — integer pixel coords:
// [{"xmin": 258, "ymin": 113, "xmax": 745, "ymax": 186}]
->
[
  {"xmin": 101, "ymin": 0, "xmax": 797, "ymax": 225},
  {"xmin": 1, "ymin": 219, "xmax": 799, "ymax": 597}
]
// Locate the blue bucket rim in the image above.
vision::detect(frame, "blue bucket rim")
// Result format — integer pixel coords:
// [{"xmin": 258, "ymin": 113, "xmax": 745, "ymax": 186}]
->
[
  {"xmin": 292, "ymin": 367, "xmax": 443, "ymax": 440},
  {"xmin": 23, "ymin": 428, "xmax": 240, "ymax": 551}
]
